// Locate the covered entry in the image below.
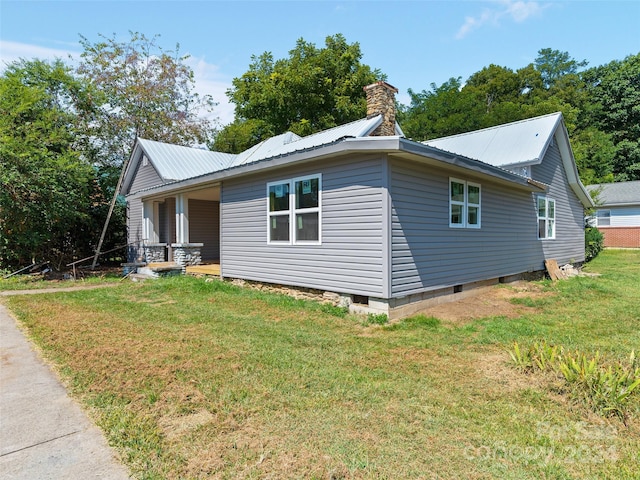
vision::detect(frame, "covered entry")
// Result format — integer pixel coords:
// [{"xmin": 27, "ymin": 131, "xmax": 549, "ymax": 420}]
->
[{"xmin": 142, "ymin": 184, "xmax": 220, "ymax": 267}]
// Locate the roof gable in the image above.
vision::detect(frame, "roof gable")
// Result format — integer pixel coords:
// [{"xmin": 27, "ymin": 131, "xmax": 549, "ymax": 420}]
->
[
  {"xmin": 122, "ymin": 138, "xmax": 236, "ymax": 195},
  {"xmin": 136, "ymin": 138, "xmax": 235, "ymax": 181}
]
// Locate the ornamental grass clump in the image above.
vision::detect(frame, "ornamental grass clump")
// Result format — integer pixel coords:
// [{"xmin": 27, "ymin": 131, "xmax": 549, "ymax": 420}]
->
[{"xmin": 509, "ymin": 342, "xmax": 639, "ymax": 422}]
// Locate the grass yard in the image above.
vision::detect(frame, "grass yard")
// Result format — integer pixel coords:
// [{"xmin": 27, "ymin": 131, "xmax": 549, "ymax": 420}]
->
[{"xmin": 4, "ymin": 249, "xmax": 640, "ymax": 479}]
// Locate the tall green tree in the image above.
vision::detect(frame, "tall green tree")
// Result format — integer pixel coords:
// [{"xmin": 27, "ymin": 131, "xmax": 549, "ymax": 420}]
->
[
  {"xmin": 534, "ymin": 48, "xmax": 588, "ymax": 88},
  {"xmin": 400, "ymin": 78, "xmax": 484, "ymax": 140},
  {"xmin": 583, "ymin": 53, "xmax": 640, "ymax": 180},
  {"xmin": 216, "ymin": 34, "xmax": 382, "ymax": 152},
  {"xmin": 0, "ymin": 59, "xmax": 96, "ymax": 268}
]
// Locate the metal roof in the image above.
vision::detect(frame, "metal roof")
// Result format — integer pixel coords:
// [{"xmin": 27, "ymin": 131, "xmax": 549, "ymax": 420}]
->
[
  {"xmin": 229, "ymin": 115, "xmax": 384, "ymax": 167},
  {"xmin": 137, "ymin": 138, "xmax": 236, "ymax": 181},
  {"xmin": 424, "ymin": 112, "xmax": 563, "ymax": 167},
  {"xmin": 587, "ymin": 181, "xmax": 640, "ymax": 206}
]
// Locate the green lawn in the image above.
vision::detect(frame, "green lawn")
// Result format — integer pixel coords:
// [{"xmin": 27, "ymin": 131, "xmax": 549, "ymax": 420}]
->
[{"xmin": 4, "ymin": 250, "xmax": 639, "ymax": 479}]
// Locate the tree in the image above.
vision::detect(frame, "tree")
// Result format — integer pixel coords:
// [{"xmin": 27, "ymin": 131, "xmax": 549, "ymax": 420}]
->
[
  {"xmin": 535, "ymin": 48, "xmax": 588, "ymax": 89},
  {"xmin": 212, "ymin": 118, "xmax": 275, "ymax": 154},
  {"xmin": 583, "ymin": 53, "xmax": 640, "ymax": 180},
  {"xmin": 0, "ymin": 59, "xmax": 96, "ymax": 268},
  {"xmin": 77, "ymin": 31, "xmax": 217, "ymax": 167},
  {"xmin": 400, "ymin": 77, "xmax": 484, "ymax": 140},
  {"xmin": 77, "ymin": 32, "xmax": 218, "ymax": 264},
  {"xmin": 571, "ymin": 128, "xmax": 616, "ymax": 185},
  {"xmin": 216, "ymin": 34, "xmax": 382, "ymax": 151}
]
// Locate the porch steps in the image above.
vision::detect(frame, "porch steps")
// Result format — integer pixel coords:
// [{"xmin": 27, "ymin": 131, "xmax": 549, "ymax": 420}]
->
[
  {"xmin": 138, "ymin": 262, "xmax": 183, "ymax": 278},
  {"xmin": 185, "ymin": 264, "xmax": 221, "ymax": 276}
]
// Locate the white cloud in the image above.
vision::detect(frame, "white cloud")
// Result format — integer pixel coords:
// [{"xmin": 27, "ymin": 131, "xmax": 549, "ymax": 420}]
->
[
  {"xmin": 456, "ymin": 1, "xmax": 547, "ymax": 39},
  {"xmin": 186, "ymin": 56, "xmax": 235, "ymax": 126},
  {"xmin": 0, "ymin": 40, "xmax": 78, "ymax": 68}
]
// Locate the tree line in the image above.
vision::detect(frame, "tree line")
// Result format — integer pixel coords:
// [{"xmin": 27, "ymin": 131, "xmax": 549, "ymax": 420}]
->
[{"xmin": 1, "ymin": 32, "xmax": 638, "ymax": 270}]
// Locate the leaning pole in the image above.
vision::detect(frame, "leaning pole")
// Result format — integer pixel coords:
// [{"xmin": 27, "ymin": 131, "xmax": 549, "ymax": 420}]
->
[{"xmin": 91, "ymin": 141, "xmax": 134, "ymax": 270}]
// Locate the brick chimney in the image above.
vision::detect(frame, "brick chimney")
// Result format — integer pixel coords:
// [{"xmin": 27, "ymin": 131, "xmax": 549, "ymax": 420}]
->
[{"xmin": 363, "ymin": 81, "xmax": 398, "ymax": 136}]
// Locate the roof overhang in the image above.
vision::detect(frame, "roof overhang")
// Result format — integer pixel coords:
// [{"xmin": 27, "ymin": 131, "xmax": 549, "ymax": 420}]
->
[
  {"xmin": 121, "ymin": 139, "xmax": 177, "ymax": 196},
  {"xmin": 128, "ymin": 136, "xmax": 547, "ymax": 201},
  {"xmin": 552, "ymin": 123, "xmax": 595, "ymax": 208}
]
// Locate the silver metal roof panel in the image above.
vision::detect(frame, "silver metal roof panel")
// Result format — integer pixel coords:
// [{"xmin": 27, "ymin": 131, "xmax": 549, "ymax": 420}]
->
[
  {"xmin": 424, "ymin": 112, "xmax": 562, "ymax": 167},
  {"xmin": 229, "ymin": 115, "xmax": 383, "ymax": 167},
  {"xmin": 137, "ymin": 138, "xmax": 236, "ymax": 181}
]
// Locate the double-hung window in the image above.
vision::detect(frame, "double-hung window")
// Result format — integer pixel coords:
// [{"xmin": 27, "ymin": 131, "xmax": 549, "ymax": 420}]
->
[
  {"xmin": 537, "ymin": 196, "xmax": 556, "ymax": 239},
  {"xmin": 449, "ymin": 178, "xmax": 481, "ymax": 228},
  {"xmin": 267, "ymin": 174, "xmax": 321, "ymax": 244}
]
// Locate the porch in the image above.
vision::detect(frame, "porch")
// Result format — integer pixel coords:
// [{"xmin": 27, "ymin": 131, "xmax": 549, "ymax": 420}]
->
[{"xmin": 140, "ymin": 184, "xmax": 220, "ymax": 270}]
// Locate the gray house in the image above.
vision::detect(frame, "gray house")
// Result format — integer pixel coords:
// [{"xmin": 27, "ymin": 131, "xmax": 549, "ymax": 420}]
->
[
  {"xmin": 121, "ymin": 81, "xmax": 593, "ymax": 318},
  {"xmin": 586, "ymin": 181, "xmax": 640, "ymax": 248}
]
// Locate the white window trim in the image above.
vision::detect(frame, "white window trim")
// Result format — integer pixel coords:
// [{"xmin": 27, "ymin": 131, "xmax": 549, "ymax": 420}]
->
[
  {"xmin": 596, "ymin": 209, "xmax": 611, "ymax": 227},
  {"xmin": 537, "ymin": 196, "xmax": 556, "ymax": 240},
  {"xmin": 449, "ymin": 178, "xmax": 481, "ymax": 229},
  {"xmin": 267, "ymin": 173, "xmax": 322, "ymax": 245}
]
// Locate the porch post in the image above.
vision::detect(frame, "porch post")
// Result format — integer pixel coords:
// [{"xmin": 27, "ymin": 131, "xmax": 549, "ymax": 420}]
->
[
  {"xmin": 142, "ymin": 200, "xmax": 167, "ymax": 262},
  {"xmin": 175, "ymin": 194, "xmax": 189, "ymax": 243},
  {"xmin": 143, "ymin": 200, "xmax": 158, "ymax": 242}
]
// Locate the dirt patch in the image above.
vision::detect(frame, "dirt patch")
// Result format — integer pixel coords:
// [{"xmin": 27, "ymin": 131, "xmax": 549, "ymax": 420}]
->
[
  {"xmin": 159, "ymin": 408, "xmax": 215, "ymax": 441},
  {"xmin": 417, "ymin": 282, "xmax": 553, "ymax": 324}
]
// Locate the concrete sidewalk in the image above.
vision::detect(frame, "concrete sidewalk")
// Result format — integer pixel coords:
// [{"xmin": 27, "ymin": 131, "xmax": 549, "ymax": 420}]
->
[{"xmin": 0, "ymin": 303, "xmax": 131, "ymax": 479}]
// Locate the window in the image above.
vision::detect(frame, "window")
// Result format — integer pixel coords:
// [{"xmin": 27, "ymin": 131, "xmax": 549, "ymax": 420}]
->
[
  {"xmin": 596, "ymin": 210, "xmax": 611, "ymax": 227},
  {"xmin": 267, "ymin": 174, "xmax": 321, "ymax": 244},
  {"xmin": 537, "ymin": 196, "xmax": 556, "ymax": 239},
  {"xmin": 449, "ymin": 178, "xmax": 481, "ymax": 228}
]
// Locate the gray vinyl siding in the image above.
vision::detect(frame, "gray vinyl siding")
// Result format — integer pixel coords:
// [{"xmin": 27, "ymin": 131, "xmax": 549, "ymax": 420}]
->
[
  {"xmin": 531, "ymin": 140, "xmax": 586, "ymax": 264},
  {"xmin": 221, "ymin": 155, "xmax": 385, "ymax": 297},
  {"xmin": 129, "ymin": 161, "xmax": 164, "ymax": 195},
  {"xmin": 189, "ymin": 199, "xmax": 220, "ymax": 261},
  {"xmin": 390, "ymin": 158, "xmax": 544, "ymax": 297},
  {"xmin": 126, "ymin": 198, "xmax": 144, "ymax": 261}
]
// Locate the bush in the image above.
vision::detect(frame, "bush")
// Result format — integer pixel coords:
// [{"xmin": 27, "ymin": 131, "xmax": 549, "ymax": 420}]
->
[{"xmin": 585, "ymin": 226, "xmax": 604, "ymax": 262}]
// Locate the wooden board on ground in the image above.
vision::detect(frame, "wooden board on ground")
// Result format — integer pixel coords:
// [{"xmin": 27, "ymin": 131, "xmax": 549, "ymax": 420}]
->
[
  {"xmin": 185, "ymin": 264, "xmax": 221, "ymax": 276},
  {"xmin": 545, "ymin": 259, "xmax": 565, "ymax": 281}
]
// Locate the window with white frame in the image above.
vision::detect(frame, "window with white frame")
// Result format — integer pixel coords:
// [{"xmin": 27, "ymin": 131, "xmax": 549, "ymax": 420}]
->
[
  {"xmin": 596, "ymin": 209, "xmax": 611, "ymax": 227},
  {"xmin": 449, "ymin": 178, "xmax": 481, "ymax": 228},
  {"xmin": 267, "ymin": 174, "xmax": 321, "ymax": 244},
  {"xmin": 537, "ymin": 196, "xmax": 556, "ymax": 239}
]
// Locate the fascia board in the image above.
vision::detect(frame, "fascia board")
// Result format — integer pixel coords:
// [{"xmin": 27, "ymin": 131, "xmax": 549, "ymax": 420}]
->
[
  {"xmin": 554, "ymin": 124, "xmax": 595, "ymax": 208},
  {"xmin": 120, "ymin": 142, "xmax": 142, "ymax": 195}
]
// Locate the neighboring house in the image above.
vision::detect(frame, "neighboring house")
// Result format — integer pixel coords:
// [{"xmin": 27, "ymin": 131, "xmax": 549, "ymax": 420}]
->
[
  {"xmin": 586, "ymin": 181, "xmax": 640, "ymax": 248},
  {"xmin": 121, "ymin": 81, "xmax": 593, "ymax": 319}
]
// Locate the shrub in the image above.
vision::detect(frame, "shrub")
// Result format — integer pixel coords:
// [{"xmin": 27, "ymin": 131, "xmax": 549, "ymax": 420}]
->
[{"xmin": 585, "ymin": 226, "xmax": 604, "ymax": 262}]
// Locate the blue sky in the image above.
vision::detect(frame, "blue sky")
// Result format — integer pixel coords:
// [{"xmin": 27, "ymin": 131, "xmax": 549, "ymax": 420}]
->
[{"xmin": 1, "ymin": 0, "xmax": 639, "ymax": 125}]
